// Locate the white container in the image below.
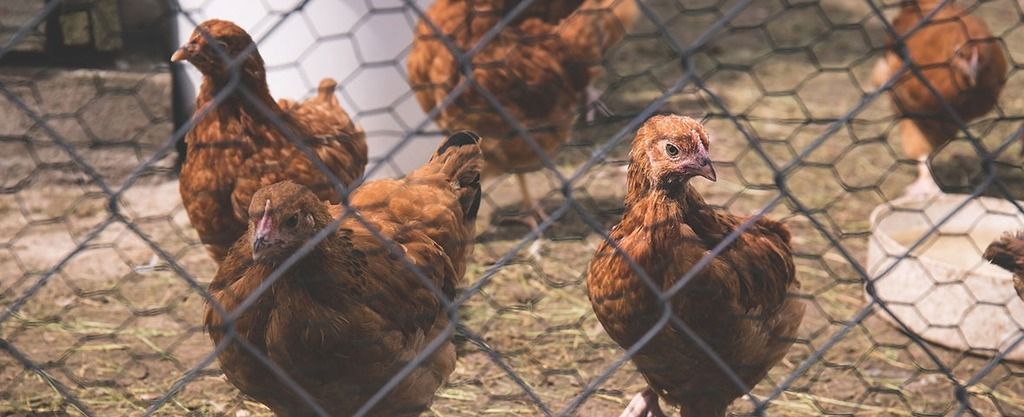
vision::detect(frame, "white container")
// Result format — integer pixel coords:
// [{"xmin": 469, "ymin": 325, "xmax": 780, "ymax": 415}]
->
[
  {"xmin": 867, "ymin": 194, "xmax": 1024, "ymax": 360},
  {"xmin": 175, "ymin": 0, "xmax": 439, "ymax": 178}
]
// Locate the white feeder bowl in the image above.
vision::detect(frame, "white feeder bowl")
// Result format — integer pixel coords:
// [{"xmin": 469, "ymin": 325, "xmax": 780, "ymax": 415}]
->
[
  {"xmin": 175, "ymin": 0, "xmax": 439, "ymax": 179},
  {"xmin": 867, "ymin": 194, "xmax": 1024, "ymax": 360}
]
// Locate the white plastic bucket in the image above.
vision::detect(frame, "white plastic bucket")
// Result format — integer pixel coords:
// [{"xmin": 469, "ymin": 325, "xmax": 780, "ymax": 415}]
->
[{"xmin": 867, "ymin": 194, "xmax": 1024, "ymax": 360}]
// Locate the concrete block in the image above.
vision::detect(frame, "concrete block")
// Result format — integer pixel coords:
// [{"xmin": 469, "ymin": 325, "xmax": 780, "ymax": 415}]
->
[
  {"xmin": 1, "ymin": 67, "xmax": 174, "ymax": 188},
  {"xmin": 0, "ymin": 0, "xmax": 47, "ymax": 53}
]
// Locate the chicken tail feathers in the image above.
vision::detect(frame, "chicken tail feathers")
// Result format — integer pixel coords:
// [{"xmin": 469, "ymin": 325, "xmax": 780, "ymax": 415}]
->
[
  {"xmin": 984, "ymin": 231, "xmax": 1024, "ymax": 275},
  {"xmin": 432, "ymin": 131, "xmax": 484, "ymax": 221},
  {"xmin": 436, "ymin": 130, "xmax": 480, "ymax": 155},
  {"xmin": 311, "ymin": 78, "xmax": 343, "ymax": 112},
  {"xmin": 557, "ymin": 0, "xmax": 638, "ymax": 62},
  {"xmin": 317, "ymin": 78, "xmax": 338, "ymax": 100}
]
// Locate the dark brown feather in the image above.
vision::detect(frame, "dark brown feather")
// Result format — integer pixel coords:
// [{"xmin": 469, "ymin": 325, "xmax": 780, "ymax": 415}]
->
[{"xmin": 984, "ymin": 231, "xmax": 1024, "ymax": 301}]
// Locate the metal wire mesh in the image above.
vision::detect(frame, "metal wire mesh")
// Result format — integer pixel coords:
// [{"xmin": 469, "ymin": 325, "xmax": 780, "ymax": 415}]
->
[{"xmin": 2, "ymin": 0, "xmax": 1024, "ymax": 416}]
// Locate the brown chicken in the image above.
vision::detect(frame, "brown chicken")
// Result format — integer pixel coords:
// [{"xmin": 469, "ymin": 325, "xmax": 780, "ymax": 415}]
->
[
  {"xmin": 204, "ymin": 131, "xmax": 482, "ymax": 417},
  {"xmin": 408, "ymin": 0, "xmax": 637, "ymax": 224},
  {"xmin": 983, "ymin": 231, "xmax": 1024, "ymax": 301},
  {"xmin": 587, "ymin": 115, "xmax": 805, "ymax": 417},
  {"xmin": 872, "ymin": 0, "xmax": 1007, "ymax": 197},
  {"xmin": 173, "ymin": 19, "xmax": 368, "ymax": 263}
]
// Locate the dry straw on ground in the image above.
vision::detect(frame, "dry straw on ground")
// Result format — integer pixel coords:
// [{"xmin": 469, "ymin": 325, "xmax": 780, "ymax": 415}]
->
[{"xmin": 3, "ymin": 0, "xmax": 1024, "ymax": 416}]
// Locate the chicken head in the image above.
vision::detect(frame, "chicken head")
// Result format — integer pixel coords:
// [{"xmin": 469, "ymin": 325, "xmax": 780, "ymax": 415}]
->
[
  {"xmin": 629, "ymin": 114, "xmax": 717, "ymax": 192},
  {"xmin": 171, "ymin": 19, "xmax": 262, "ymax": 78},
  {"xmin": 248, "ymin": 180, "xmax": 331, "ymax": 263}
]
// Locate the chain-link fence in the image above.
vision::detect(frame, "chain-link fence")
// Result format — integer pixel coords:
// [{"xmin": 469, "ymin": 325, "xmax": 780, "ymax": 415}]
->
[{"xmin": 3, "ymin": 0, "xmax": 1024, "ymax": 416}]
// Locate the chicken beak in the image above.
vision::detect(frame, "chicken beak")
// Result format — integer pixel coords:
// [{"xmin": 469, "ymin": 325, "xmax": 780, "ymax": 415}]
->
[
  {"xmin": 252, "ymin": 200, "xmax": 273, "ymax": 260},
  {"xmin": 686, "ymin": 146, "xmax": 716, "ymax": 182},
  {"xmin": 700, "ymin": 160, "xmax": 717, "ymax": 182},
  {"xmin": 252, "ymin": 235, "xmax": 269, "ymax": 261},
  {"xmin": 170, "ymin": 47, "xmax": 189, "ymax": 63}
]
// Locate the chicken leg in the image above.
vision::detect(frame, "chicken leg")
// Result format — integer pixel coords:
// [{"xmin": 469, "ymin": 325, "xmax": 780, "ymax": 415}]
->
[
  {"xmin": 501, "ymin": 172, "xmax": 549, "ymax": 230},
  {"xmin": 584, "ymin": 86, "xmax": 611, "ymax": 122},
  {"xmin": 904, "ymin": 156, "xmax": 941, "ymax": 198},
  {"xmin": 872, "ymin": 54, "xmax": 894, "ymax": 89},
  {"xmin": 495, "ymin": 172, "xmax": 548, "ymax": 259},
  {"xmin": 619, "ymin": 389, "xmax": 667, "ymax": 417}
]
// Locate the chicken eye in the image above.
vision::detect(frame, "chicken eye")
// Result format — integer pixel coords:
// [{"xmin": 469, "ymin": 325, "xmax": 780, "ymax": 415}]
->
[
  {"xmin": 284, "ymin": 215, "xmax": 299, "ymax": 228},
  {"xmin": 665, "ymin": 143, "xmax": 680, "ymax": 157}
]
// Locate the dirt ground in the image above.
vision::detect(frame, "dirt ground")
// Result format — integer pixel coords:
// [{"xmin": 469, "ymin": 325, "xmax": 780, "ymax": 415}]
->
[{"xmin": 3, "ymin": 0, "xmax": 1024, "ymax": 416}]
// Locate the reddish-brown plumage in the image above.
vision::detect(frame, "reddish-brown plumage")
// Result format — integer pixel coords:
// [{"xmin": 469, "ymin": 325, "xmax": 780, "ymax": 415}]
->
[
  {"xmin": 873, "ymin": 0, "xmax": 1007, "ymax": 160},
  {"xmin": 205, "ymin": 132, "xmax": 482, "ymax": 417},
  {"xmin": 175, "ymin": 19, "xmax": 368, "ymax": 263},
  {"xmin": 984, "ymin": 231, "xmax": 1024, "ymax": 301},
  {"xmin": 587, "ymin": 115, "xmax": 804, "ymax": 417},
  {"xmin": 407, "ymin": 0, "xmax": 637, "ymax": 215}
]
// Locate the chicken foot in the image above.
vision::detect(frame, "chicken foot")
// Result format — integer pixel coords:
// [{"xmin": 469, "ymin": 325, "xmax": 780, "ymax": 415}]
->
[
  {"xmin": 494, "ymin": 172, "xmax": 549, "ymax": 259},
  {"xmin": 497, "ymin": 172, "xmax": 551, "ymax": 230},
  {"xmin": 904, "ymin": 156, "xmax": 941, "ymax": 198},
  {"xmin": 619, "ymin": 389, "xmax": 667, "ymax": 417},
  {"xmin": 584, "ymin": 86, "xmax": 611, "ymax": 122}
]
